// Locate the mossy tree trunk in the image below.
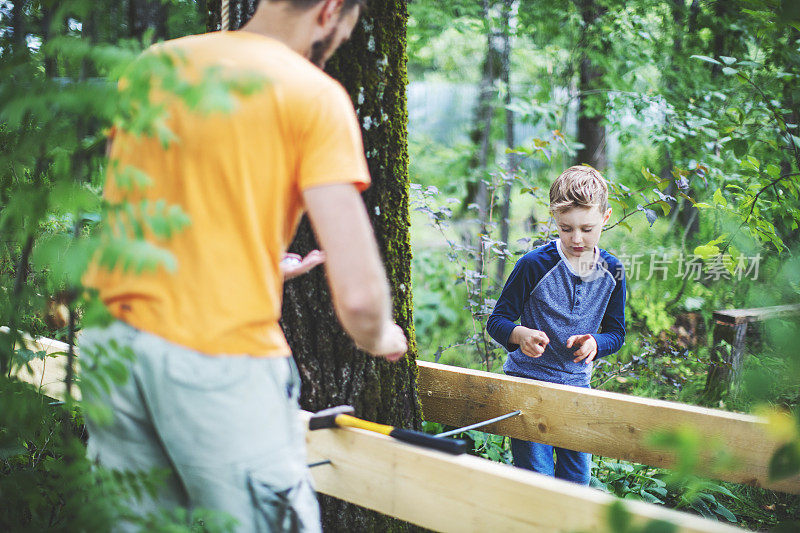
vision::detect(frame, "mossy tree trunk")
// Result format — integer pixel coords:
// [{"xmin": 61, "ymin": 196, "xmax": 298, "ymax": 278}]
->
[{"xmin": 208, "ymin": 2, "xmax": 420, "ymax": 530}]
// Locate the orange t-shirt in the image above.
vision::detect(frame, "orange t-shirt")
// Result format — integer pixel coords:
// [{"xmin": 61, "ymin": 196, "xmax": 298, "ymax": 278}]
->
[{"xmin": 88, "ymin": 31, "xmax": 370, "ymax": 356}]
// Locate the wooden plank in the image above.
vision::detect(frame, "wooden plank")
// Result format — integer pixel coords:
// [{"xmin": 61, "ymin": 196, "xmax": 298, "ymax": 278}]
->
[
  {"xmin": 304, "ymin": 412, "xmax": 742, "ymax": 533},
  {"xmin": 713, "ymin": 304, "xmax": 800, "ymax": 325},
  {"xmin": 11, "ymin": 333, "xmax": 798, "ymax": 494},
  {"xmin": 2, "ymin": 327, "xmax": 80, "ymax": 401},
  {"xmin": 11, "ymin": 335, "xmax": 741, "ymax": 531},
  {"xmin": 418, "ymin": 361, "xmax": 800, "ymax": 494}
]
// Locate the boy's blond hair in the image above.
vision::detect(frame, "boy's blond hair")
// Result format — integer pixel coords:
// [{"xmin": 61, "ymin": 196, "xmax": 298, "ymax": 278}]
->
[{"xmin": 549, "ymin": 165, "xmax": 609, "ymax": 214}]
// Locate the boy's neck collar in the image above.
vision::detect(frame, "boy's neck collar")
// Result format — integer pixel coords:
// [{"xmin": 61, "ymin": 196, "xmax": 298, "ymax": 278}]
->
[{"xmin": 555, "ymin": 239, "xmax": 601, "ymax": 280}]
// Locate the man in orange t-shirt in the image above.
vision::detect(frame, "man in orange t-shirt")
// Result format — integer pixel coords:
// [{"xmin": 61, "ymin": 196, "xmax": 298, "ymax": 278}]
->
[{"xmin": 81, "ymin": 1, "xmax": 406, "ymax": 531}]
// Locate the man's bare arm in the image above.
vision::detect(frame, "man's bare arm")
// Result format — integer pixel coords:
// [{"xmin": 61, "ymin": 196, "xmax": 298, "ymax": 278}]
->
[{"xmin": 302, "ymin": 183, "xmax": 407, "ymax": 360}]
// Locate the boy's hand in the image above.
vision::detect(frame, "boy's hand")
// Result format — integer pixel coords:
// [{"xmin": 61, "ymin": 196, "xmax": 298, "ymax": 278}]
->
[
  {"xmin": 567, "ymin": 334, "xmax": 598, "ymax": 364},
  {"xmin": 511, "ymin": 326, "xmax": 549, "ymax": 358}
]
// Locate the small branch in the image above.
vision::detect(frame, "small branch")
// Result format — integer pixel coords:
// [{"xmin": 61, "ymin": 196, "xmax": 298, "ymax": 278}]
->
[
  {"xmin": 720, "ymin": 172, "xmax": 799, "ymax": 255},
  {"xmin": 2, "ymin": 235, "xmax": 35, "ymax": 377},
  {"xmin": 62, "ymin": 215, "xmax": 83, "ymax": 401},
  {"xmin": 744, "ymin": 75, "xmax": 800, "ymax": 170},
  {"xmin": 664, "ymin": 275, "xmax": 689, "ymax": 311},
  {"xmin": 604, "ymin": 199, "xmax": 662, "ymax": 231}
]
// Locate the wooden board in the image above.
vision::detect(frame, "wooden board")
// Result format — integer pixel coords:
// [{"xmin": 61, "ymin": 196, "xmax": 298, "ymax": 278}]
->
[
  {"xmin": 10, "ymin": 331, "xmax": 797, "ymax": 495},
  {"xmin": 713, "ymin": 304, "xmax": 800, "ymax": 325},
  {"xmin": 8, "ymin": 333, "xmax": 742, "ymax": 532},
  {"xmin": 304, "ymin": 412, "xmax": 743, "ymax": 533},
  {"xmin": 418, "ymin": 361, "xmax": 800, "ymax": 494},
  {"xmin": 2, "ymin": 327, "xmax": 80, "ymax": 401}
]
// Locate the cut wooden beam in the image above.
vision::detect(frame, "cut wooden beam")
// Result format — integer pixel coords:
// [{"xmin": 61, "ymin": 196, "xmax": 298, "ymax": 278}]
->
[
  {"xmin": 304, "ymin": 412, "xmax": 742, "ymax": 533},
  {"xmin": 1, "ymin": 327, "xmax": 79, "ymax": 401},
  {"xmin": 705, "ymin": 303, "xmax": 800, "ymax": 400},
  {"xmin": 713, "ymin": 303, "xmax": 800, "ymax": 325},
  {"xmin": 418, "ymin": 361, "xmax": 800, "ymax": 494}
]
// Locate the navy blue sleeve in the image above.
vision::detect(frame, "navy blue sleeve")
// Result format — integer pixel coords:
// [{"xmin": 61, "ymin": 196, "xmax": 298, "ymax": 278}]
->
[
  {"xmin": 486, "ymin": 254, "xmax": 538, "ymax": 352},
  {"xmin": 593, "ymin": 260, "xmax": 626, "ymax": 358}
]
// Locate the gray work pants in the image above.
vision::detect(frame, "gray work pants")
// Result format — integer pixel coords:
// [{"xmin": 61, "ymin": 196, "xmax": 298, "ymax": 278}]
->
[{"xmin": 80, "ymin": 321, "xmax": 321, "ymax": 533}]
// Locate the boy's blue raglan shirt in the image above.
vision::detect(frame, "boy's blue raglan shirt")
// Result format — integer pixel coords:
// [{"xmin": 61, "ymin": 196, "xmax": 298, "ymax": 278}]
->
[{"xmin": 487, "ymin": 239, "xmax": 626, "ymax": 387}]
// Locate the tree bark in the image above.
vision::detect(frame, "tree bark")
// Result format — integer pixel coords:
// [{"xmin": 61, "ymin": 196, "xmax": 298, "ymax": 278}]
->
[
  {"xmin": 40, "ymin": 0, "xmax": 56, "ymax": 76},
  {"xmin": 472, "ymin": 0, "xmax": 497, "ymax": 213},
  {"xmin": 207, "ymin": 2, "xmax": 420, "ymax": 530},
  {"xmin": 127, "ymin": 0, "xmax": 170, "ymax": 40},
  {"xmin": 465, "ymin": 0, "xmax": 502, "ymax": 305},
  {"xmin": 11, "ymin": 0, "xmax": 27, "ymax": 53},
  {"xmin": 574, "ymin": 0, "xmax": 607, "ymax": 170},
  {"xmin": 496, "ymin": 0, "xmax": 516, "ymax": 284}
]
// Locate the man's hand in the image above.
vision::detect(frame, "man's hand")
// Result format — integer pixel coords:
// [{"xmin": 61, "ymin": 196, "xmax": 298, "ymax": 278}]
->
[
  {"xmin": 510, "ymin": 326, "xmax": 549, "ymax": 358},
  {"xmin": 567, "ymin": 334, "xmax": 598, "ymax": 364},
  {"xmin": 359, "ymin": 322, "xmax": 408, "ymax": 362},
  {"xmin": 281, "ymin": 250, "xmax": 326, "ymax": 281}
]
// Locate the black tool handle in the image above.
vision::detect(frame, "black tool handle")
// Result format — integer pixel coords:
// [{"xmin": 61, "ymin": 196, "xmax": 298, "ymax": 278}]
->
[{"xmin": 389, "ymin": 428, "xmax": 467, "ymax": 455}]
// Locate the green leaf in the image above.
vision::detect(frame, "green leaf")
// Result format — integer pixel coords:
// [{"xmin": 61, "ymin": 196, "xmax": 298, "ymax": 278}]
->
[
  {"xmin": 690, "ymin": 497, "xmax": 714, "ymax": 519},
  {"xmin": 649, "ymin": 486, "xmax": 668, "ymax": 497},
  {"xmin": 725, "ymin": 107, "xmax": 744, "ymax": 123},
  {"xmin": 694, "ymin": 245, "xmax": 720, "ymax": 260},
  {"xmin": 640, "ymin": 491, "xmax": 664, "ymax": 504},
  {"xmin": 769, "ymin": 442, "xmax": 800, "ymax": 481},
  {"xmin": 690, "ymin": 55, "xmax": 721, "ymax": 65},
  {"xmin": 640, "ymin": 520, "xmax": 678, "ymax": 533},
  {"xmin": 729, "ymin": 138, "xmax": 748, "ymax": 158},
  {"xmin": 607, "ymin": 501, "xmax": 632, "ymax": 533},
  {"xmin": 713, "ymin": 502, "xmax": 738, "ymax": 523},
  {"xmin": 722, "ymin": 67, "xmax": 738, "ymax": 75},
  {"xmin": 741, "ymin": 156, "xmax": 760, "ymax": 172},
  {"xmin": 719, "ymin": 56, "xmax": 737, "ymax": 65},
  {"xmin": 765, "ymin": 164, "xmax": 782, "ymax": 178},
  {"xmin": 641, "ymin": 167, "xmax": 660, "ymax": 183},
  {"xmin": 0, "ymin": 445, "xmax": 28, "ymax": 460},
  {"xmin": 713, "ymin": 189, "xmax": 727, "ymax": 208}
]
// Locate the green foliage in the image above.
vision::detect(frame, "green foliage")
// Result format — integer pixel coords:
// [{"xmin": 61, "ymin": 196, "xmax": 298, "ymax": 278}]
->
[
  {"xmin": 592, "ymin": 459, "xmax": 670, "ymax": 505},
  {"xmin": 419, "ymin": 421, "xmax": 512, "ymax": 463},
  {"xmin": 465, "ymin": 430, "xmax": 512, "ymax": 464},
  {"xmin": 1, "ymin": 378, "xmax": 119, "ymax": 530},
  {"xmin": 0, "ymin": 1, "xmax": 260, "ymax": 529},
  {"xmin": 604, "ymin": 501, "xmax": 676, "ymax": 533},
  {"xmin": 593, "ymin": 456, "xmax": 740, "ymax": 524},
  {"xmin": 408, "ymin": 0, "xmax": 800, "ymax": 530}
]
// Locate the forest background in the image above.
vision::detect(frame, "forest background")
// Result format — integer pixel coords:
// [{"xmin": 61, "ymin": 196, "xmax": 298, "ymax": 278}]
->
[{"xmin": 1, "ymin": 0, "xmax": 800, "ymax": 531}]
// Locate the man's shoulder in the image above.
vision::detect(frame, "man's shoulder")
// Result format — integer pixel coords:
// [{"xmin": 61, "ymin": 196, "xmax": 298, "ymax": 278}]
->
[{"xmin": 155, "ymin": 32, "xmax": 343, "ymax": 91}]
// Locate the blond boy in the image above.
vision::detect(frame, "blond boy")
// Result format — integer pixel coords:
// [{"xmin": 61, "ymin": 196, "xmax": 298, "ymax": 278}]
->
[{"xmin": 487, "ymin": 165, "xmax": 626, "ymax": 484}]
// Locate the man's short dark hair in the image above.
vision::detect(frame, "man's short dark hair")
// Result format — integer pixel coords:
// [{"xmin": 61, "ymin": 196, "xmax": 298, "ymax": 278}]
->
[{"xmin": 276, "ymin": 0, "xmax": 366, "ymax": 11}]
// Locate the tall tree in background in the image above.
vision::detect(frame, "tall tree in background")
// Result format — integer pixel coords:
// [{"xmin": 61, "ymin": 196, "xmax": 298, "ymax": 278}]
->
[
  {"xmin": 495, "ymin": 0, "xmax": 518, "ymax": 283},
  {"xmin": 208, "ymin": 1, "xmax": 420, "ymax": 529},
  {"xmin": 468, "ymin": 0, "xmax": 502, "ymax": 215},
  {"xmin": 128, "ymin": 0, "xmax": 168, "ymax": 40},
  {"xmin": 573, "ymin": 0, "xmax": 608, "ymax": 170}
]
